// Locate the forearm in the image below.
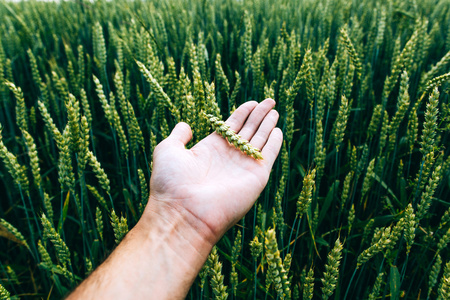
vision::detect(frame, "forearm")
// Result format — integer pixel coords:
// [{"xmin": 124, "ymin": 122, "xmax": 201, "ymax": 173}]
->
[{"xmin": 68, "ymin": 197, "xmax": 215, "ymax": 299}]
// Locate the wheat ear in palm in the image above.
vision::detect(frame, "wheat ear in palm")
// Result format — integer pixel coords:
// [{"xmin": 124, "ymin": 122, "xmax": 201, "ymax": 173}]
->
[{"xmin": 205, "ymin": 114, "xmax": 263, "ymax": 160}]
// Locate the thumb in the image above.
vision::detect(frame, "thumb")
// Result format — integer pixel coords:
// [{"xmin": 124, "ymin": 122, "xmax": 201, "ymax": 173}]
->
[{"xmin": 167, "ymin": 122, "xmax": 193, "ymax": 146}]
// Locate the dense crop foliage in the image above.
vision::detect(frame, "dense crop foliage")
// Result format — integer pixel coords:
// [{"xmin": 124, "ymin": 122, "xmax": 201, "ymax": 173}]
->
[{"xmin": 0, "ymin": 0, "xmax": 450, "ymax": 298}]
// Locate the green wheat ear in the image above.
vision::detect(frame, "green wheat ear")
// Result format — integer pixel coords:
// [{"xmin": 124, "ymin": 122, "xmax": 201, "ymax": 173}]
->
[{"xmin": 204, "ymin": 113, "xmax": 264, "ymax": 160}]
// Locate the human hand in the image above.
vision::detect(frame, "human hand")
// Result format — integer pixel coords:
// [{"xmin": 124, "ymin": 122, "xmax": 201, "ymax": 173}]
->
[
  {"xmin": 68, "ymin": 99, "xmax": 282, "ymax": 300},
  {"xmin": 144, "ymin": 99, "xmax": 283, "ymax": 243}
]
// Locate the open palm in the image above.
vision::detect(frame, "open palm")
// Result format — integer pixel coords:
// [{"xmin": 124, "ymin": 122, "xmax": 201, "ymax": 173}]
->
[{"xmin": 147, "ymin": 99, "xmax": 283, "ymax": 241}]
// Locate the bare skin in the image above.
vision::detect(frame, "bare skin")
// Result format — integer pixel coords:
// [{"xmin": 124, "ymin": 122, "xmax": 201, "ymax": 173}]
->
[{"xmin": 68, "ymin": 98, "xmax": 283, "ymax": 299}]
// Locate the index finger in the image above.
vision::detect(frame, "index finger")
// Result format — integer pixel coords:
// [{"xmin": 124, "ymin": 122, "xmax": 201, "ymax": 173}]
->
[
  {"xmin": 261, "ymin": 127, "xmax": 283, "ymax": 169},
  {"xmin": 225, "ymin": 101, "xmax": 258, "ymax": 132}
]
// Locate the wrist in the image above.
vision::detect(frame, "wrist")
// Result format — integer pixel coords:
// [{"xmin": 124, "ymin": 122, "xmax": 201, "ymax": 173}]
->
[
  {"xmin": 140, "ymin": 194, "xmax": 218, "ymax": 248},
  {"xmin": 135, "ymin": 195, "xmax": 216, "ymax": 283},
  {"xmin": 69, "ymin": 196, "xmax": 215, "ymax": 300}
]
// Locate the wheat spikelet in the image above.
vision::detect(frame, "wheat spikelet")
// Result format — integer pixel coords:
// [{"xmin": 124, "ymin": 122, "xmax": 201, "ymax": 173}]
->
[
  {"xmin": 166, "ymin": 56, "xmax": 178, "ymax": 105},
  {"xmin": 110, "ymin": 210, "xmax": 128, "ymax": 244},
  {"xmin": 357, "ymin": 226, "xmax": 391, "ymax": 268},
  {"xmin": 302, "ymin": 266, "xmax": 314, "ymax": 300},
  {"xmin": 230, "ymin": 229, "xmax": 242, "ymax": 296},
  {"xmin": 340, "ymin": 171, "xmax": 353, "ymax": 210},
  {"xmin": 423, "ymin": 73, "xmax": 450, "ymax": 96},
  {"xmin": 199, "ymin": 257, "xmax": 210, "ymax": 290},
  {"xmin": 22, "ymin": 129, "xmax": 41, "ymax": 188},
  {"xmin": 243, "ymin": 11, "xmax": 252, "ymax": 75},
  {"xmin": 378, "ymin": 110, "xmax": 389, "ymax": 155},
  {"xmin": 5, "ymin": 81, "xmax": 28, "ymax": 132},
  {"xmin": 368, "ymin": 272, "xmax": 384, "ymax": 300},
  {"xmin": 77, "ymin": 115, "xmax": 90, "ymax": 174},
  {"xmin": 93, "ymin": 75, "xmax": 113, "ymax": 123},
  {"xmin": 265, "ymin": 228, "xmax": 291, "ymax": 299},
  {"xmin": 27, "ymin": 49, "xmax": 42, "ymax": 92},
  {"xmin": 0, "ymin": 124, "xmax": 30, "ymax": 194},
  {"xmin": 417, "ymin": 165, "xmax": 441, "ymax": 221},
  {"xmin": 114, "ymin": 66, "xmax": 145, "ymax": 153},
  {"xmin": 388, "ymin": 71, "xmax": 410, "ymax": 152},
  {"xmin": 110, "ymin": 91, "xmax": 130, "ymax": 156},
  {"xmin": 58, "ymin": 127, "xmax": 75, "ymax": 191},
  {"xmin": 252, "ymin": 46, "xmax": 264, "ymax": 97},
  {"xmin": 38, "ymin": 100, "xmax": 62, "ymax": 145},
  {"xmin": 333, "ymin": 95, "xmax": 350, "ymax": 152},
  {"xmin": 95, "ymin": 206, "xmax": 103, "ymax": 241},
  {"xmin": 51, "ymin": 71, "xmax": 70, "ymax": 105},
  {"xmin": 208, "ymin": 246, "xmax": 228, "ymax": 300},
  {"xmin": 77, "ymin": 45, "xmax": 85, "ymax": 89},
  {"xmin": 296, "ymin": 169, "xmax": 316, "ymax": 217},
  {"xmin": 80, "ymin": 89, "xmax": 92, "ymax": 124},
  {"xmin": 283, "ymin": 252, "xmax": 292, "ymax": 275},
  {"xmin": 316, "ymin": 60, "xmax": 329, "ymax": 122},
  {"xmin": 274, "ymin": 175, "xmax": 287, "ymax": 235},
  {"xmin": 382, "ymin": 30, "xmax": 418, "ymax": 101},
  {"xmin": 399, "ymin": 28, "xmax": 419, "ymax": 75},
  {"xmin": 437, "ymin": 227, "xmax": 450, "ymax": 255},
  {"xmin": 314, "ymin": 120, "xmax": 325, "ymax": 181},
  {"xmin": 367, "ymin": 104, "xmax": 382, "ymax": 138},
  {"xmin": 5, "ymin": 59, "xmax": 13, "ymax": 83},
  {"xmin": 0, "ymin": 48, "xmax": 6, "ymax": 102},
  {"xmin": 343, "ymin": 60, "xmax": 355, "ymax": 99},
  {"xmin": 114, "ymin": 65, "xmax": 131, "ymax": 123},
  {"xmin": 138, "ymin": 168, "xmax": 149, "ymax": 209},
  {"xmin": 437, "ymin": 261, "xmax": 450, "ymax": 300},
  {"xmin": 67, "ymin": 61, "xmax": 78, "ymax": 95},
  {"xmin": 87, "ymin": 151, "xmax": 110, "ymax": 195},
  {"xmin": 429, "ymin": 254, "xmax": 443, "ymax": 297},
  {"xmin": 404, "ymin": 203, "xmax": 416, "ymax": 254},
  {"xmin": 215, "ymin": 53, "xmax": 230, "ymax": 97},
  {"xmin": 375, "ymin": 7, "xmax": 386, "ymax": 46},
  {"xmin": 93, "ymin": 22, "xmax": 107, "ymax": 82},
  {"xmin": 42, "ymin": 192, "xmax": 54, "ymax": 223},
  {"xmin": 327, "ymin": 60, "xmax": 338, "ymax": 107},
  {"xmin": 205, "ymin": 82, "xmax": 221, "ymax": 118},
  {"xmin": 361, "ymin": 219, "xmax": 375, "ymax": 245},
  {"xmin": 419, "ymin": 51, "xmax": 450, "ymax": 91},
  {"xmin": 264, "ymin": 81, "xmax": 275, "ymax": 100},
  {"xmin": 95, "ymin": 76, "xmax": 130, "ymax": 156},
  {"xmin": 87, "ymin": 184, "xmax": 108, "ymax": 211},
  {"xmin": 41, "ymin": 213, "xmax": 71, "ymax": 267},
  {"xmin": 284, "ymin": 49, "xmax": 312, "ymax": 144},
  {"xmin": 0, "ymin": 218, "xmax": 29, "ymax": 249},
  {"xmin": 384, "ymin": 218, "xmax": 405, "ymax": 259},
  {"xmin": 247, "ymin": 232, "xmax": 262, "ymax": 259},
  {"xmin": 205, "ymin": 114, "xmax": 263, "ymax": 159},
  {"xmin": 321, "ymin": 238, "xmax": 343, "ymax": 300},
  {"xmin": 66, "ymin": 93, "xmax": 80, "ymax": 153},
  {"xmin": 301, "ymin": 49, "xmax": 315, "ymax": 109},
  {"xmin": 37, "ymin": 239, "xmax": 53, "ymax": 268},
  {"xmin": 361, "ymin": 158, "xmax": 375, "ymax": 198},
  {"xmin": 136, "ymin": 60, "xmax": 180, "ymax": 122},
  {"xmin": 407, "ymin": 106, "xmax": 419, "ymax": 153},
  {"xmin": 280, "ymin": 142, "xmax": 289, "ymax": 179},
  {"xmin": 420, "ymin": 87, "xmax": 439, "ymax": 155},
  {"xmin": 347, "ymin": 204, "xmax": 355, "ymax": 235}
]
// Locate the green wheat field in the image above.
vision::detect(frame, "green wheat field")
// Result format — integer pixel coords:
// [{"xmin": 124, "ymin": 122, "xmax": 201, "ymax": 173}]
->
[{"xmin": 1, "ymin": 0, "xmax": 450, "ymax": 298}]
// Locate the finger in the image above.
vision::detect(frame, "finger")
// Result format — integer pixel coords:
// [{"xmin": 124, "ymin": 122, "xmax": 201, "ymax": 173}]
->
[
  {"xmin": 237, "ymin": 98, "xmax": 276, "ymax": 141},
  {"xmin": 249, "ymin": 109, "xmax": 279, "ymax": 150},
  {"xmin": 261, "ymin": 127, "xmax": 283, "ymax": 168},
  {"xmin": 225, "ymin": 101, "xmax": 258, "ymax": 132},
  {"xmin": 166, "ymin": 122, "xmax": 193, "ymax": 146}
]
